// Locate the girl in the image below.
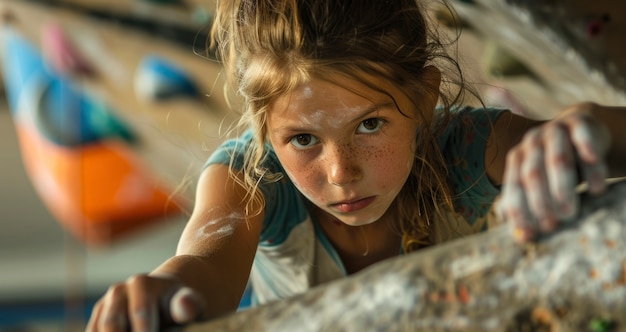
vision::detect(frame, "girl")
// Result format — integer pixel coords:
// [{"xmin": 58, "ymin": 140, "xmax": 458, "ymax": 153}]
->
[{"xmin": 87, "ymin": 0, "xmax": 626, "ymax": 330}]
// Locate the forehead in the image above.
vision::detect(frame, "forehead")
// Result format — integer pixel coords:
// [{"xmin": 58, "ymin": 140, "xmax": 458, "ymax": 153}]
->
[{"xmin": 270, "ymin": 74, "xmax": 398, "ymax": 116}]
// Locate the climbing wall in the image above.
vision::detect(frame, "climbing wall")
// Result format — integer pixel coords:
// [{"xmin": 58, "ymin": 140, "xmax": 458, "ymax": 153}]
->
[
  {"xmin": 449, "ymin": 0, "xmax": 626, "ymax": 113},
  {"xmin": 183, "ymin": 180, "xmax": 626, "ymax": 331},
  {"xmin": 1, "ymin": 0, "xmax": 626, "ymax": 330},
  {"xmin": 507, "ymin": 0, "xmax": 626, "ymax": 92},
  {"xmin": 0, "ymin": 0, "xmax": 238, "ymax": 245},
  {"xmin": 3, "ymin": 0, "xmax": 625, "ymax": 246}
]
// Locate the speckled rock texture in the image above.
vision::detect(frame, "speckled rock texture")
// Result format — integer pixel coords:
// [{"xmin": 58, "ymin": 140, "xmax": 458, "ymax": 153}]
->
[{"xmin": 178, "ymin": 180, "xmax": 626, "ymax": 332}]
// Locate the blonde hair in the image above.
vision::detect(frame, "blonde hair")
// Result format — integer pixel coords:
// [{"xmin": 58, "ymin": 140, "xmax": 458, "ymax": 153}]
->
[{"xmin": 210, "ymin": 0, "xmax": 477, "ymax": 252}]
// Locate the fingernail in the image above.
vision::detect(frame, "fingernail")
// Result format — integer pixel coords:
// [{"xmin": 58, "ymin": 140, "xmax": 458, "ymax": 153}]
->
[{"xmin": 171, "ymin": 287, "xmax": 198, "ymax": 323}]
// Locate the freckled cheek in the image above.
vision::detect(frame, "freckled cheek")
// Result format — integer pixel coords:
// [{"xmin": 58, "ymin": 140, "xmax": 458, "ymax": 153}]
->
[
  {"xmin": 282, "ymin": 162, "xmax": 326, "ymax": 201},
  {"xmin": 366, "ymin": 144, "xmax": 414, "ymax": 192}
]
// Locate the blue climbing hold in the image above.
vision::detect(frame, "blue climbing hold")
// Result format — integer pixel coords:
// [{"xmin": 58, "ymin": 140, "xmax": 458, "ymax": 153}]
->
[
  {"xmin": 135, "ymin": 54, "xmax": 199, "ymax": 100},
  {"xmin": 2, "ymin": 29, "xmax": 136, "ymax": 147}
]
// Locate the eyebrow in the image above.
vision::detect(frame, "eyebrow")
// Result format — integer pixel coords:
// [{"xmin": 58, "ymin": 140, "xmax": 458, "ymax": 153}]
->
[{"xmin": 273, "ymin": 101, "xmax": 396, "ymax": 134}]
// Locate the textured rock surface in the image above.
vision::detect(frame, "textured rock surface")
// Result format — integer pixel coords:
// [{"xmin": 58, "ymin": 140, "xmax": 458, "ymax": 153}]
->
[
  {"xmin": 178, "ymin": 180, "xmax": 626, "ymax": 331},
  {"xmin": 504, "ymin": 0, "xmax": 626, "ymax": 94},
  {"xmin": 452, "ymin": 0, "xmax": 626, "ymax": 108}
]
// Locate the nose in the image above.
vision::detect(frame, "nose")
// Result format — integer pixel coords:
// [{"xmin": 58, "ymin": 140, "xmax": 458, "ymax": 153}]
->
[{"xmin": 326, "ymin": 144, "xmax": 362, "ymax": 186}]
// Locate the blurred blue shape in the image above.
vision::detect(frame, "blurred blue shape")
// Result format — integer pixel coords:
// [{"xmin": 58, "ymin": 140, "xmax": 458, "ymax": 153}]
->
[
  {"xmin": 2, "ymin": 29, "xmax": 135, "ymax": 146},
  {"xmin": 135, "ymin": 54, "xmax": 199, "ymax": 100}
]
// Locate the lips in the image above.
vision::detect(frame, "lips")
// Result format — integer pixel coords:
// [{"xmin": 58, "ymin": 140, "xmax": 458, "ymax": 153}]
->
[{"xmin": 330, "ymin": 196, "xmax": 376, "ymax": 213}]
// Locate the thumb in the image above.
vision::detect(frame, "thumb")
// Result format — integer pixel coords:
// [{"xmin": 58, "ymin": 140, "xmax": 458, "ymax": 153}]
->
[{"xmin": 169, "ymin": 287, "xmax": 206, "ymax": 324}]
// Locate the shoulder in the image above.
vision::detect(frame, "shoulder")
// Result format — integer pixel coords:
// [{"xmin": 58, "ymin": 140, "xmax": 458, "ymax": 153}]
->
[
  {"xmin": 437, "ymin": 106, "xmax": 508, "ymax": 221},
  {"xmin": 205, "ymin": 130, "xmax": 284, "ymax": 175},
  {"xmin": 436, "ymin": 106, "xmax": 507, "ymax": 158},
  {"xmin": 205, "ymin": 130, "xmax": 255, "ymax": 170},
  {"xmin": 204, "ymin": 131, "xmax": 310, "ymax": 246},
  {"xmin": 439, "ymin": 106, "xmax": 505, "ymax": 137},
  {"xmin": 178, "ymin": 163, "xmax": 264, "ymax": 256}
]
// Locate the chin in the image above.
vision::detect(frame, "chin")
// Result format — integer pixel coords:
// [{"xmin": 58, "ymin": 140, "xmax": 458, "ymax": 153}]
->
[{"xmin": 335, "ymin": 210, "xmax": 385, "ymax": 227}]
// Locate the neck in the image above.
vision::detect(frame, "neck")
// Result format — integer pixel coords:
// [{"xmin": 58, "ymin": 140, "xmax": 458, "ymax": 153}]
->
[{"xmin": 312, "ymin": 207, "xmax": 401, "ymax": 274}]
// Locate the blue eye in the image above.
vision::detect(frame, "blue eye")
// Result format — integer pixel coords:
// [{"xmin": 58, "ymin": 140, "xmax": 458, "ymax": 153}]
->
[
  {"xmin": 290, "ymin": 134, "xmax": 319, "ymax": 149},
  {"xmin": 357, "ymin": 118, "xmax": 384, "ymax": 134}
]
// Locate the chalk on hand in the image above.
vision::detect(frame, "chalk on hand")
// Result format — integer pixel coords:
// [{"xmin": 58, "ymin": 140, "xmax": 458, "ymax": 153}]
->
[{"xmin": 170, "ymin": 287, "xmax": 202, "ymax": 323}]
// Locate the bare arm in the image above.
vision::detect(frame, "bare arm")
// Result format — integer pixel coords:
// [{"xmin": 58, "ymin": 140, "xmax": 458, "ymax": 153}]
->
[
  {"xmin": 153, "ymin": 163, "xmax": 264, "ymax": 317},
  {"xmin": 87, "ymin": 164, "xmax": 264, "ymax": 331},
  {"xmin": 484, "ymin": 109, "xmax": 542, "ymax": 186}
]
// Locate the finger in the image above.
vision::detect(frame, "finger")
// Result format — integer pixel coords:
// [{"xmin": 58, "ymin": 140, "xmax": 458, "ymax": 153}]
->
[
  {"xmin": 502, "ymin": 179, "xmax": 536, "ymax": 242},
  {"xmin": 170, "ymin": 287, "xmax": 206, "ymax": 323},
  {"xmin": 568, "ymin": 117, "xmax": 609, "ymax": 194},
  {"xmin": 85, "ymin": 299, "xmax": 104, "ymax": 332},
  {"xmin": 98, "ymin": 285, "xmax": 130, "ymax": 332},
  {"xmin": 545, "ymin": 125, "xmax": 578, "ymax": 219},
  {"xmin": 569, "ymin": 116, "xmax": 609, "ymax": 163},
  {"xmin": 519, "ymin": 132, "xmax": 557, "ymax": 232},
  {"xmin": 580, "ymin": 161, "xmax": 608, "ymax": 195},
  {"xmin": 126, "ymin": 275, "xmax": 159, "ymax": 332},
  {"xmin": 500, "ymin": 150, "xmax": 536, "ymax": 242}
]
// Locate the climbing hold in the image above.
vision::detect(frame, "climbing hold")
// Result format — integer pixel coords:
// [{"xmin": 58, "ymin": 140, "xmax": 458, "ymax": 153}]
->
[
  {"xmin": 3, "ymin": 28, "xmax": 133, "ymax": 146},
  {"xmin": 589, "ymin": 317, "xmax": 615, "ymax": 332},
  {"xmin": 41, "ymin": 22, "xmax": 93, "ymax": 76},
  {"xmin": 586, "ymin": 14, "xmax": 610, "ymax": 38},
  {"xmin": 33, "ymin": 77, "xmax": 136, "ymax": 147},
  {"xmin": 3, "ymin": 29, "xmax": 181, "ymax": 246},
  {"xmin": 14, "ymin": 124, "xmax": 182, "ymax": 245},
  {"xmin": 433, "ymin": 4, "xmax": 467, "ymax": 29},
  {"xmin": 484, "ymin": 41, "xmax": 533, "ymax": 77},
  {"xmin": 135, "ymin": 54, "xmax": 199, "ymax": 100}
]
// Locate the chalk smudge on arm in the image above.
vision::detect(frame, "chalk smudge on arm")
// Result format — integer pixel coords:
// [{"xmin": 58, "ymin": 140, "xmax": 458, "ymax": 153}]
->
[{"xmin": 195, "ymin": 209, "xmax": 248, "ymax": 242}]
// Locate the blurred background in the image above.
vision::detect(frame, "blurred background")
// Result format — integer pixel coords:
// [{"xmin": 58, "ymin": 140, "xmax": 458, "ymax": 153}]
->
[
  {"xmin": 0, "ymin": 0, "xmax": 624, "ymax": 331},
  {"xmin": 0, "ymin": 0, "xmax": 227, "ymax": 330}
]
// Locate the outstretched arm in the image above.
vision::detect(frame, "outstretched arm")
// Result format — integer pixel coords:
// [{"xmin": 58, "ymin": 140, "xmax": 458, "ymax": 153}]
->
[
  {"xmin": 86, "ymin": 164, "xmax": 264, "ymax": 331},
  {"xmin": 485, "ymin": 102, "xmax": 626, "ymax": 241},
  {"xmin": 163, "ymin": 163, "xmax": 264, "ymax": 318}
]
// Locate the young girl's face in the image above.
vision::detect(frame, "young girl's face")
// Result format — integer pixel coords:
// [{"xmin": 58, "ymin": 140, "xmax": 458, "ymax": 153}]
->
[{"xmin": 267, "ymin": 74, "xmax": 430, "ymax": 227}]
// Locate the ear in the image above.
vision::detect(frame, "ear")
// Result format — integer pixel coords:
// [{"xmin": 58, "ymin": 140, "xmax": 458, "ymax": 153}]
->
[{"xmin": 421, "ymin": 65, "xmax": 441, "ymax": 112}]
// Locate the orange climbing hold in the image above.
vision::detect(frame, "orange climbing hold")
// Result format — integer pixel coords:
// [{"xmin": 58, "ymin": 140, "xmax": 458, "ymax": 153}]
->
[{"xmin": 15, "ymin": 125, "xmax": 181, "ymax": 245}]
